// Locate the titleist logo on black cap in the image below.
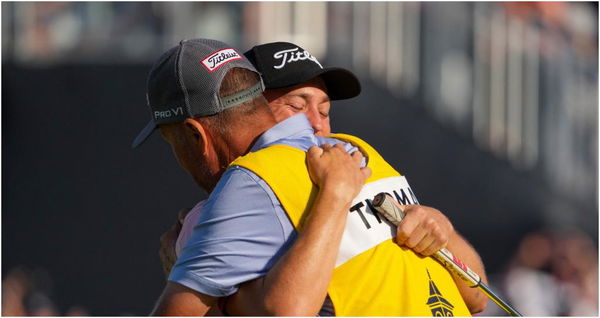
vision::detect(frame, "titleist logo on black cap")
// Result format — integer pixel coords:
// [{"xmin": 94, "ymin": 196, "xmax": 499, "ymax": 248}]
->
[
  {"xmin": 272, "ymin": 47, "xmax": 323, "ymax": 70},
  {"xmin": 201, "ymin": 48, "xmax": 242, "ymax": 72}
]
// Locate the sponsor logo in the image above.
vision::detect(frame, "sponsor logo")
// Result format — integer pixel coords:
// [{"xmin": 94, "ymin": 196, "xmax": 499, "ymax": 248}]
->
[
  {"xmin": 272, "ymin": 47, "xmax": 323, "ymax": 69},
  {"xmin": 452, "ymin": 255, "xmax": 468, "ymax": 272},
  {"xmin": 154, "ymin": 106, "xmax": 184, "ymax": 119},
  {"xmin": 201, "ymin": 48, "xmax": 242, "ymax": 72}
]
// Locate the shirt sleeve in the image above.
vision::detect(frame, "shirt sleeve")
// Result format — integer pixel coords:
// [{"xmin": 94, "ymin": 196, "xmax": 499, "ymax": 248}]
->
[
  {"xmin": 168, "ymin": 166, "xmax": 296, "ymax": 297},
  {"xmin": 175, "ymin": 200, "xmax": 205, "ymax": 258}
]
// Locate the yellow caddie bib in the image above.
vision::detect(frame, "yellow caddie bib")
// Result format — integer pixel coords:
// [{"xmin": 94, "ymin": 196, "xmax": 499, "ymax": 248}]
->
[{"xmin": 230, "ymin": 133, "xmax": 471, "ymax": 317}]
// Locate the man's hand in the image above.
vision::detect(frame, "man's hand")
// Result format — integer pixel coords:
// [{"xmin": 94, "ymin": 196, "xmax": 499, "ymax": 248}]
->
[
  {"xmin": 388, "ymin": 201, "xmax": 488, "ymax": 313},
  {"xmin": 392, "ymin": 203, "xmax": 454, "ymax": 257},
  {"xmin": 307, "ymin": 144, "xmax": 371, "ymax": 203},
  {"xmin": 159, "ymin": 208, "xmax": 190, "ymax": 278}
]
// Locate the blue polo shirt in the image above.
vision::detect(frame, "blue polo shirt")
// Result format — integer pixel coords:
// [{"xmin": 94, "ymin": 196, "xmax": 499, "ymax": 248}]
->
[{"xmin": 169, "ymin": 114, "xmax": 360, "ymax": 297}]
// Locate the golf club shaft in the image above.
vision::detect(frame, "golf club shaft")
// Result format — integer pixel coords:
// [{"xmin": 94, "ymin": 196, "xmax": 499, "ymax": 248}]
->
[{"xmin": 479, "ymin": 281, "xmax": 522, "ymax": 317}]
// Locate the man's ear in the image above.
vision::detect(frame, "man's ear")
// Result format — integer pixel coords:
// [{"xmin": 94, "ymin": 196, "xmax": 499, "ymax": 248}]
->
[{"xmin": 184, "ymin": 118, "xmax": 211, "ymax": 156}]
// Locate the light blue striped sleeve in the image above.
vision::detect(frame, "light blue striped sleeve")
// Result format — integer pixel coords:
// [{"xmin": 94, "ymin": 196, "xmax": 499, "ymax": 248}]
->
[{"xmin": 169, "ymin": 166, "xmax": 296, "ymax": 297}]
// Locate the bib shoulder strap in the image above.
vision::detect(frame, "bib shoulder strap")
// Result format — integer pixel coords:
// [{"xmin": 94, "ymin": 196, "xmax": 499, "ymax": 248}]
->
[
  {"xmin": 230, "ymin": 145, "xmax": 314, "ymax": 228},
  {"xmin": 330, "ymin": 133, "xmax": 402, "ymax": 181}
]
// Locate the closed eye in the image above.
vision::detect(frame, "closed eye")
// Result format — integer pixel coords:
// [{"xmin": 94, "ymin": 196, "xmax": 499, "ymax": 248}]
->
[{"xmin": 288, "ymin": 104, "xmax": 305, "ymax": 111}]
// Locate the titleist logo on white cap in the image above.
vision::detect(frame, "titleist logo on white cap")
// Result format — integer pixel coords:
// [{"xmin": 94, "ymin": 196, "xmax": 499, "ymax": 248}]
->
[
  {"xmin": 272, "ymin": 47, "xmax": 323, "ymax": 70},
  {"xmin": 201, "ymin": 48, "xmax": 242, "ymax": 72}
]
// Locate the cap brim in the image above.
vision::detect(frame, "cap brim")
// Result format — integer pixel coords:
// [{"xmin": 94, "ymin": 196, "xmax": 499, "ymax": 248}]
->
[
  {"xmin": 131, "ymin": 120, "xmax": 157, "ymax": 148},
  {"xmin": 265, "ymin": 66, "xmax": 361, "ymax": 101},
  {"xmin": 316, "ymin": 67, "xmax": 361, "ymax": 100}
]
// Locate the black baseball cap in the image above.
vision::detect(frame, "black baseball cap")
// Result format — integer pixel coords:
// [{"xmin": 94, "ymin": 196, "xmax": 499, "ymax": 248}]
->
[
  {"xmin": 132, "ymin": 38, "xmax": 265, "ymax": 148},
  {"xmin": 244, "ymin": 42, "xmax": 361, "ymax": 100}
]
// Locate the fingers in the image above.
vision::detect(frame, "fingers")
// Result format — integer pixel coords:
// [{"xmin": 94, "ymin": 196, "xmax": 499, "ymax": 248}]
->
[
  {"xmin": 351, "ymin": 148, "xmax": 365, "ymax": 165},
  {"xmin": 421, "ymin": 238, "xmax": 445, "ymax": 256},
  {"xmin": 159, "ymin": 227, "xmax": 178, "ymax": 278},
  {"xmin": 308, "ymin": 143, "xmax": 338, "ymax": 158},
  {"xmin": 309, "ymin": 144, "xmax": 361, "ymax": 163},
  {"xmin": 177, "ymin": 208, "xmax": 191, "ymax": 225},
  {"xmin": 361, "ymin": 166, "xmax": 372, "ymax": 180},
  {"xmin": 396, "ymin": 206, "xmax": 418, "ymax": 246},
  {"xmin": 306, "ymin": 142, "xmax": 368, "ymax": 198},
  {"xmin": 327, "ymin": 143, "xmax": 347, "ymax": 156},
  {"xmin": 325, "ymin": 143, "xmax": 364, "ymax": 168},
  {"xmin": 307, "ymin": 145, "xmax": 324, "ymax": 159},
  {"xmin": 395, "ymin": 205, "xmax": 451, "ymax": 256},
  {"xmin": 404, "ymin": 223, "xmax": 429, "ymax": 249},
  {"xmin": 412, "ymin": 234, "xmax": 435, "ymax": 255}
]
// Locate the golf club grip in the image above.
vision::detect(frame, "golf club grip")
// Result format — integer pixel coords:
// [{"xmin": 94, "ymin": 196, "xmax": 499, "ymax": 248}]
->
[{"xmin": 371, "ymin": 193, "xmax": 481, "ymax": 287}]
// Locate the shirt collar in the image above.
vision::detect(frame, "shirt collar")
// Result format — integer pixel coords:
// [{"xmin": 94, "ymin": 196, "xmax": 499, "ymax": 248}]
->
[{"xmin": 250, "ymin": 114, "xmax": 314, "ymax": 152}]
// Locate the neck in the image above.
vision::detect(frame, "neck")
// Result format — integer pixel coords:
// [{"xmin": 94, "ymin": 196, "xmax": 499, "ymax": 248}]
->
[
  {"xmin": 221, "ymin": 111, "xmax": 276, "ymax": 161},
  {"xmin": 196, "ymin": 107, "xmax": 276, "ymax": 192},
  {"xmin": 222, "ymin": 122, "xmax": 273, "ymax": 161},
  {"xmin": 206, "ymin": 114, "xmax": 276, "ymax": 185}
]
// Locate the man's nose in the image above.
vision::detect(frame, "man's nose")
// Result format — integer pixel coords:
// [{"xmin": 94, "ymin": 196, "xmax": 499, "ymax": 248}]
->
[{"xmin": 306, "ymin": 107, "xmax": 323, "ymax": 133}]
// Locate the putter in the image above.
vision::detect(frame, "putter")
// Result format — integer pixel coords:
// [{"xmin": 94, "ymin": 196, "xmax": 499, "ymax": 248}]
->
[{"xmin": 372, "ymin": 192, "xmax": 522, "ymax": 317}]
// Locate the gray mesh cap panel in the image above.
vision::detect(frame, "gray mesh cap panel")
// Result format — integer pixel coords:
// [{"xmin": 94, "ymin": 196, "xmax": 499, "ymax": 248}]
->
[
  {"xmin": 132, "ymin": 38, "xmax": 263, "ymax": 148},
  {"xmin": 179, "ymin": 39, "xmax": 224, "ymax": 117},
  {"xmin": 180, "ymin": 39, "xmax": 261, "ymax": 117}
]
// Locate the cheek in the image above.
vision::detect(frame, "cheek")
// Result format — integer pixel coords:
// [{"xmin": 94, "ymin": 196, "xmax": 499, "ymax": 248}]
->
[
  {"xmin": 204, "ymin": 154, "xmax": 221, "ymax": 176},
  {"xmin": 321, "ymin": 118, "xmax": 331, "ymax": 135},
  {"xmin": 171, "ymin": 145, "xmax": 195, "ymax": 174},
  {"xmin": 173, "ymin": 144, "xmax": 197, "ymax": 169}
]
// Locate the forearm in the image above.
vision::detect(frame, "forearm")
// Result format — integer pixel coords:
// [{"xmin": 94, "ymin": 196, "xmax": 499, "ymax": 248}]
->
[
  {"xmin": 229, "ymin": 186, "xmax": 352, "ymax": 316},
  {"xmin": 151, "ymin": 282, "xmax": 215, "ymax": 316},
  {"xmin": 446, "ymin": 232, "xmax": 488, "ymax": 313}
]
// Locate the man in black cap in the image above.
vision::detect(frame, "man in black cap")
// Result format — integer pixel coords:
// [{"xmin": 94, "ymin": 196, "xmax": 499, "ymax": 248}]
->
[
  {"xmin": 143, "ymin": 40, "xmax": 487, "ymax": 315},
  {"xmin": 244, "ymin": 42, "xmax": 360, "ymax": 137}
]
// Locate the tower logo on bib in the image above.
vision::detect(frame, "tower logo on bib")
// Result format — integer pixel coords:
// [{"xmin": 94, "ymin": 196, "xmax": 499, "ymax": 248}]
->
[{"xmin": 426, "ymin": 269, "xmax": 455, "ymax": 317}]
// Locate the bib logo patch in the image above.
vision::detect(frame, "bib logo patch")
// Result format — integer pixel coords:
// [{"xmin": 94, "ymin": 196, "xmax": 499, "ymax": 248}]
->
[
  {"xmin": 426, "ymin": 270, "xmax": 455, "ymax": 316},
  {"xmin": 201, "ymin": 48, "xmax": 242, "ymax": 72}
]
